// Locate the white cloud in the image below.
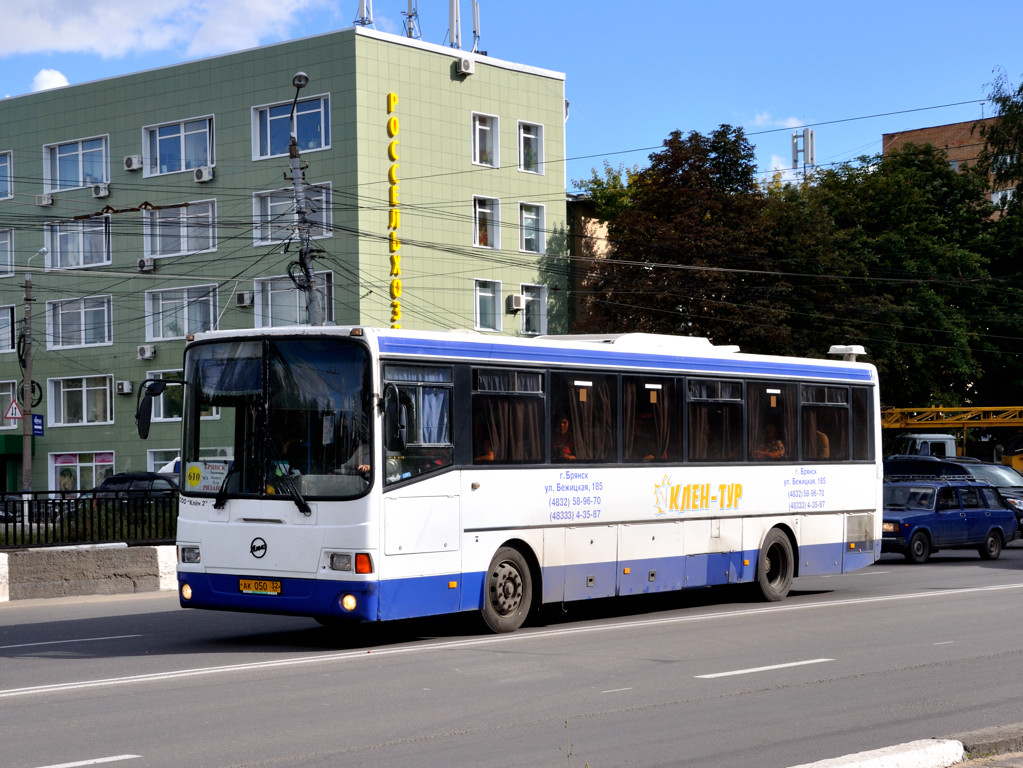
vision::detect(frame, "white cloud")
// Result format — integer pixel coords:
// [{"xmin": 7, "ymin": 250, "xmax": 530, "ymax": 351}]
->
[
  {"xmin": 32, "ymin": 68, "xmax": 69, "ymax": 92},
  {"xmin": 0, "ymin": 0, "xmax": 340, "ymax": 58},
  {"xmin": 751, "ymin": 111, "xmax": 805, "ymax": 130}
]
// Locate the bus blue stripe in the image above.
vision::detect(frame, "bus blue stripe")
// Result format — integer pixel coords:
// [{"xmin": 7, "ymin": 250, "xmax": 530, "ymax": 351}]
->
[{"xmin": 376, "ymin": 336, "xmax": 873, "ymax": 382}]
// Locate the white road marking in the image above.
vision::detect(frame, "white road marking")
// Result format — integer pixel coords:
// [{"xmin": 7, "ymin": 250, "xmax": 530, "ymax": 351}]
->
[
  {"xmin": 601, "ymin": 687, "xmax": 634, "ymax": 693},
  {"xmin": 0, "ymin": 635, "xmax": 142, "ymax": 650},
  {"xmin": 35, "ymin": 756, "xmax": 141, "ymax": 768},
  {"xmin": 2, "ymin": 581, "xmax": 1022, "ymax": 700},
  {"xmin": 695, "ymin": 658, "xmax": 833, "ymax": 679}
]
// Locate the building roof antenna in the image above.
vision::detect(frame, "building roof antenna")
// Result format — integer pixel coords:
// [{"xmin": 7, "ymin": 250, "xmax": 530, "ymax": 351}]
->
[
  {"xmin": 355, "ymin": 0, "xmax": 374, "ymax": 27},
  {"xmin": 403, "ymin": 0, "xmax": 422, "ymax": 39},
  {"xmin": 471, "ymin": 0, "xmax": 481, "ymax": 53},
  {"xmin": 448, "ymin": 0, "xmax": 461, "ymax": 49}
]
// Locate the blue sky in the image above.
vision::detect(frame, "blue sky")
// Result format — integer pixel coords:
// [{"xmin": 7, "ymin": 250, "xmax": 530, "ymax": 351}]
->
[{"xmin": 3, "ymin": 0, "xmax": 1022, "ymax": 189}]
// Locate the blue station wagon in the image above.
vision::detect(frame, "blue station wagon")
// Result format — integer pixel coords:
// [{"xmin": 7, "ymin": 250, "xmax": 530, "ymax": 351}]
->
[{"xmin": 882, "ymin": 479, "xmax": 1019, "ymax": 563}]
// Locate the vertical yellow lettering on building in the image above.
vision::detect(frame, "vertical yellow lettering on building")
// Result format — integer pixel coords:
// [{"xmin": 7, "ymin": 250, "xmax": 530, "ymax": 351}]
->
[{"xmin": 386, "ymin": 92, "xmax": 402, "ymax": 328}]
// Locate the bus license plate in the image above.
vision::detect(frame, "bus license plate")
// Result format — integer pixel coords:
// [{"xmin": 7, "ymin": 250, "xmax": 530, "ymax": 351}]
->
[{"xmin": 239, "ymin": 579, "xmax": 281, "ymax": 595}]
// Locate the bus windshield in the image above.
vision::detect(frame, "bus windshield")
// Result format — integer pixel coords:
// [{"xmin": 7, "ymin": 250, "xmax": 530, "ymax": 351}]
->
[{"xmin": 181, "ymin": 337, "xmax": 373, "ymax": 500}]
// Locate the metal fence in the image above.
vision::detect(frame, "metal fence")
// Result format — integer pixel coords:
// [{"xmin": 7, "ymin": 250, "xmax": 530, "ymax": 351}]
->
[{"xmin": 0, "ymin": 490, "xmax": 178, "ymax": 549}]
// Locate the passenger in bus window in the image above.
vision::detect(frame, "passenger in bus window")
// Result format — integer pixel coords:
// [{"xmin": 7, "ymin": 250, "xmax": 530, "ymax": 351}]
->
[
  {"xmin": 553, "ymin": 416, "xmax": 576, "ymax": 461},
  {"xmin": 752, "ymin": 421, "xmax": 785, "ymax": 460}
]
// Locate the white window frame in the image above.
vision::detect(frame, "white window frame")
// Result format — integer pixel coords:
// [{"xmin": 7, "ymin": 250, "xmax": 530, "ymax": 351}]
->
[
  {"xmin": 253, "ymin": 184, "xmax": 332, "ymax": 245},
  {"xmin": 0, "ymin": 381, "xmax": 18, "ymax": 430},
  {"xmin": 44, "ymin": 135, "xmax": 108, "ymax": 192},
  {"xmin": 143, "ymin": 116, "xmax": 214, "ymax": 177},
  {"xmin": 520, "ymin": 284, "xmax": 548, "ymax": 336},
  {"xmin": 45, "ymin": 295, "xmax": 113, "ymax": 349},
  {"xmin": 254, "ymin": 271, "xmax": 334, "ymax": 327},
  {"xmin": 145, "ymin": 285, "xmax": 217, "ymax": 341},
  {"xmin": 143, "ymin": 200, "xmax": 217, "ymax": 258},
  {"xmin": 518, "ymin": 122, "xmax": 544, "ymax": 174},
  {"xmin": 252, "ymin": 94, "xmax": 331, "ymax": 159},
  {"xmin": 519, "ymin": 202, "xmax": 545, "ymax": 254},
  {"xmin": 0, "ymin": 306, "xmax": 14, "ymax": 353},
  {"xmin": 992, "ymin": 188, "xmax": 1016, "ymax": 206},
  {"xmin": 50, "ymin": 451, "xmax": 114, "ymax": 492},
  {"xmin": 474, "ymin": 279, "xmax": 502, "ymax": 332},
  {"xmin": 0, "ymin": 229, "xmax": 12, "ymax": 277},
  {"xmin": 472, "ymin": 112, "xmax": 499, "ymax": 168},
  {"xmin": 49, "ymin": 375, "xmax": 114, "ymax": 427},
  {"xmin": 473, "ymin": 196, "xmax": 500, "ymax": 249},
  {"xmin": 45, "ymin": 216, "xmax": 111, "ymax": 269},
  {"xmin": 0, "ymin": 151, "xmax": 11, "ymax": 199}
]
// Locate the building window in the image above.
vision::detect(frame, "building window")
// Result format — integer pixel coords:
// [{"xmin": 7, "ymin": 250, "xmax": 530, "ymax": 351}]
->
[
  {"xmin": 149, "ymin": 370, "xmax": 184, "ymax": 421},
  {"xmin": 144, "ymin": 200, "xmax": 216, "ymax": 258},
  {"xmin": 253, "ymin": 184, "xmax": 331, "ymax": 245},
  {"xmin": 0, "ymin": 152, "xmax": 11, "ymax": 199},
  {"xmin": 46, "ymin": 296, "xmax": 112, "ymax": 349},
  {"xmin": 145, "ymin": 117, "xmax": 213, "ymax": 175},
  {"xmin": 254, "ymin": 95, "xmax": 330, "ymax": 158},
  {"xmin": 474, "ymin": 196, "xmax": 500, "ymax": 248},
  {"xmin": 49, "ymin": 376, "xmax": 113, "ymax": 426},
  {"xmin": 46, "ymin": 216, "xmax": 111, "ymax": 269},
  {"xmin": 51, "ymin": 451, "xmax": 114, "ymax": 492},
  {"xmin": 519, "ymin": 203, "xmax": 545, "ymax": 253},
  {"xmin": 0, "ymin": 305, "xmax": 13, "ymax": 352},
  {"xmin": 255, "ymin": 272, "xmax": 333, "ymax": 327},
  {"xmin": 475, "ymin": 279, "xmax": 501, "ymax": 332},
  {"xmin": 45, "ymin": 136, "xmax": 107, "ymax": 191},
  {"xmin": 518, "ymin": 122, "xmax": 544, "ymax": 174},
  {"xmin": 0, "ymin": 381, "xmax": 17, "ymax": 430},
  {"xmin": 146, "ymin": 285, "xmax": 217, "ymax": 340},
  {"xmin": 992, "ymin": 188, "xmax": 1016, "ymax": 206},
  {"xmin": 520, "ymin": 285, "xmax": 547, "ymax": 336},
  {"xmin": 472, "ymin": 113, "xmax": 498, "ymax": 167},
  {"xmin": 0, "ymin": 229, "xmax": 12, "ymax": 277}
]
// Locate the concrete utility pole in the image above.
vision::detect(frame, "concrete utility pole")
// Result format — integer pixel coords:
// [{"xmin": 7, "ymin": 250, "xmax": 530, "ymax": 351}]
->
[
  {"xmin": 21, "ymin": 247, "xmax": 44, "ymax": 492},
  {"xmin": 287, "ymin": 71, "xmax": 323, "ymax": 326}
]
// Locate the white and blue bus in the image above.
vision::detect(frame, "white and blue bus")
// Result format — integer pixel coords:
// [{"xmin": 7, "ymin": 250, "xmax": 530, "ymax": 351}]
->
[{"xmin": 145, "ymin": 327, "xmax": 881, "ymax": 633}]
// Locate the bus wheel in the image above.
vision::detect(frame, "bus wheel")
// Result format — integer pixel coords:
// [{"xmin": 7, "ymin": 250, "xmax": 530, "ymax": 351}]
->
[
  {"xmin": 756, "ymin": 529, "xmax": 793, "ymax": 602},
  {"xmin": 481, "ymin": 547, "xmax": 533, "ymax": 633}
]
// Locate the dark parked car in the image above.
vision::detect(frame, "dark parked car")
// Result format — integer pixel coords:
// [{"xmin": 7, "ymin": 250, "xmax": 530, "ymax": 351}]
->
[
  {"xmin": 884, "ymin": 456, "xmax": 1023, "ymax": 523},
  {"xmin": 882, "ymin": 478, "xmax": 1019, "ymax": 563},
  {"xmin": 72, "ymin": 472, "xmax": 179, "ymax": 518}
]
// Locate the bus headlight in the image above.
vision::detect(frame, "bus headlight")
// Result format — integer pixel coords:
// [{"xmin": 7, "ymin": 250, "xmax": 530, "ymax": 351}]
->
[
  {"xmin": 180, "ymin": 546, "xmax": 201, "ymax": 564},
  {"xmin": 181, "ymin": 583, "xmax": 193, "ymax": 600},
  {"xmin": 329, "ymin": 553, "xmax": 352, "ymax": 572},
  {"xmin": 340, "ymin": 594, "xmax": 357, "ymax": 612}
]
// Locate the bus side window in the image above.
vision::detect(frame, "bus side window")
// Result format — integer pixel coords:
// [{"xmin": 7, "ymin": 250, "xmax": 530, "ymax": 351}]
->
[
  {"xmin": 383, "ymin": 365, "xmax": 454, "ymax": 484},
  {"xmin": 551, "ymin": 371, "xmax": 616, "ymax": 463},
  {"xmin": 688, "ymin": 379, "xmax": 743, "ymax": 462},
  {"xmin": 472, "ymin": 369, "xmax": 544, "ymax": 465},
  {"xmin": 747, "ymin": 382, "xmax": 797, "ymax": 463}
]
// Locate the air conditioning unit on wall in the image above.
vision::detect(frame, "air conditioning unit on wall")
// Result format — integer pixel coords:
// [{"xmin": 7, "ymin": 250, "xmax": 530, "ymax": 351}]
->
[
  {"xmin": 138, "ymin": 257, "xmax": 154, "ymax": 272},
  {"xmin": 123, "ymin": 155, "xmax": 143, "ymax": 172},
  {"xmin": 137, "ymin": 344, "xmax": 156, "ymax": 360},
  {"xmin": 507, "ymin": 294, "xmax": 526, "ymax": 312},
  {"xmin": 36, "ymin": 194, "xmax": 53, "ymax": 206},
  {"xmin": 236, "ymin": 291, "xmax": 254, "ymax": 308},
  {"xmin": 92, "ymin": 183, "xmax": 110, "ymax": 198},
  {"xmin": 194, "ymin": 165, "xmax": 214, "ymax": 183},
  {"xmin": 456, "ymin": 56, "xmax": 475, "ymax": 75},
  {"xmin": 115, "ymin": 380, "xmax": 133, "ymax": 395}
]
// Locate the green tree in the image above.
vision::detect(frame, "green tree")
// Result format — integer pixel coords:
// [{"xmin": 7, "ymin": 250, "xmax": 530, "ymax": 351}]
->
[
  {"xmin": 978, "ymin": 68, "xmax": 1023, "ymax": 212},
  {"xmin": 574, "ymin": 125, "xmax": 779, "ymax": 348}
]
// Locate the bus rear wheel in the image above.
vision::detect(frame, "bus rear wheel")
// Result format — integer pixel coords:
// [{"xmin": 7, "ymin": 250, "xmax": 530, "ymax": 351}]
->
[
  {"xmin": 755, "ymin": 528, "xmax": 794, "ymax": 602},
  {"xmin": 481, "ymin": 547, "xmax": 533, "ymax": 633}
]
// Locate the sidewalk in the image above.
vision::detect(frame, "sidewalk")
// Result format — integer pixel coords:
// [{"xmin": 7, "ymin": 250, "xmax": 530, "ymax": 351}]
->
[{"xmin": 787, "ymin": 724, "xmax": 1023, "ymax": 768}]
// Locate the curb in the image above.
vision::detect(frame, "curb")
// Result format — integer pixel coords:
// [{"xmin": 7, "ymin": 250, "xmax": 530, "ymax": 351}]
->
[
  {"xmin": 0, "ymin": 544, "xmax": 176, "ymax": 601},
  {"xmin": 788, "ymin": 724, "xmax": 1023, "ymax": 768}
]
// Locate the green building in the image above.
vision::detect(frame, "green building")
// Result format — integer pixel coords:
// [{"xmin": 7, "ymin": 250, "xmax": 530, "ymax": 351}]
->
[{"xmin": 0, "ymin": 26, "xmax": 569, "ymax": 492}]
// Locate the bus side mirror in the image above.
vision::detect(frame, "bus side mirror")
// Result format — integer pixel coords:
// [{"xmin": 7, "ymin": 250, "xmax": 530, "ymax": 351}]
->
[
  {"xmin": 383, "ymin": 384, "xmax": 407, "ymax": 452},
  {"xmin": 135, "ymin": 379, "xmax": 169, "ymax": 440}
]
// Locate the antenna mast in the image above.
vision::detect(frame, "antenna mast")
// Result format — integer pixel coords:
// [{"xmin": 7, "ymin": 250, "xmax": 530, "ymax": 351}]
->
[
  {"xmin": 355, "ymin": 0, "xmax": 374, "ymax": 27},
  {"xmin": 403, "ymin": 0, "xmax": 421, "ymax": 39},
  {"xmin": 449, "ymin": 0, "xmax": 461, "ymax": 48},
  {"xmin": 471, "ymin": 0, "xmax": 480, "ymax": 52}
]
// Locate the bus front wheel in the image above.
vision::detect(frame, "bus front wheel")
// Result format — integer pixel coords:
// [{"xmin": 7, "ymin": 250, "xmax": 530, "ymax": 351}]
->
[
  {"xmin": 481, "ymin": 547, "xmax": 533, "ymax": 633},
  {"xmin": 756, "ymin": 528, "xmax": 794, "ymax": 602}
]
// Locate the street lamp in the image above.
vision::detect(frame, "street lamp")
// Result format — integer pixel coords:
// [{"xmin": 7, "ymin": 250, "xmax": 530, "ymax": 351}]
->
[
  {"xmin": 285, "ymin": 72, "xmax": 322, "ymax": 326},
  {"xmin": 21, "ymin": 246, "xmax": 46, "ymax": 494}
]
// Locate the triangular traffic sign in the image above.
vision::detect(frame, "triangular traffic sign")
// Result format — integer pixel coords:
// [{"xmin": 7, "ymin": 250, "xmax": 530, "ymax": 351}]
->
[{"xmin": 4, "ymin": 399, "xmax": 23, "ymax": 420}]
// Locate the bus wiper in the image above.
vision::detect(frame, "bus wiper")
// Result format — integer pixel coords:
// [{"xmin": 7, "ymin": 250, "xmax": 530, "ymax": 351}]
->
[
  {"xmin": 265, "ymin": 439, "xmax": 311, "ymax": 517},
  {"xmin": 214, "ymin": 462, "xmax": 238, "ymax": 510}
]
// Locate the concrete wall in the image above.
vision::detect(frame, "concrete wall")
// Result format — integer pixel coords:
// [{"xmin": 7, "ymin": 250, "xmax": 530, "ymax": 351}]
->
[{"xmin": 0, "ymin": 545, "xmax": 176, "ymax": 601}]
